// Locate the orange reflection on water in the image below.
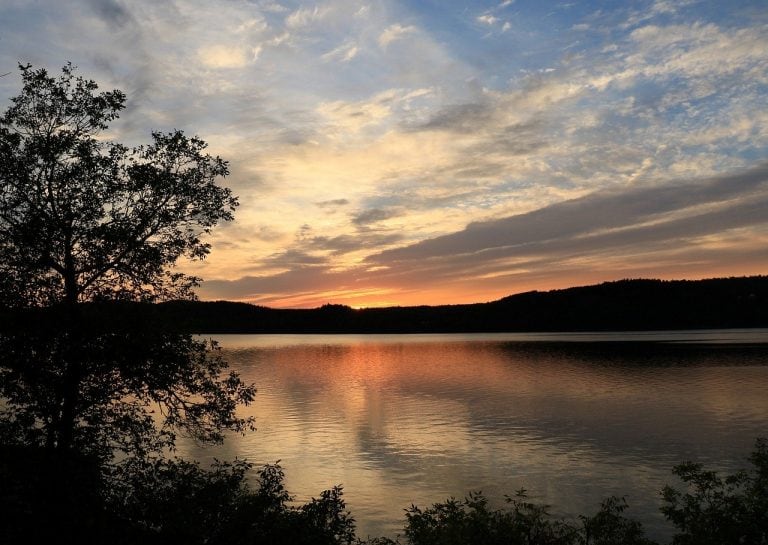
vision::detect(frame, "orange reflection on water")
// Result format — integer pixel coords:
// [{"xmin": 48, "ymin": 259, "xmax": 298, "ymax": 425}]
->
[{"xmin": 179, "ymin": 335, "xmax": 768, "ymax": 540}]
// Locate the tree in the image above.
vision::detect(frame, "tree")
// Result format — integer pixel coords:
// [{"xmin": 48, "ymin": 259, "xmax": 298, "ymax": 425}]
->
[{"xmin": 0, "ymin": 63, "xmax": 254, "ymax": 461}]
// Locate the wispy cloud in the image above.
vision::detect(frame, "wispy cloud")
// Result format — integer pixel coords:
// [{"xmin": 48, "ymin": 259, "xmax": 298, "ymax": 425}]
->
[
  {"xmin": 316, "ymin": 198, "xmax": 350, "ymax": 208},
  {"xmin": 285, "ymin": 5, "xmax": 328, "ymax": 28},
  {"xmin": 352, "ymin": 207, "xmax": 403, "ymax": 227},
  {"xmin": 370, "ymin": 164, "xmax": 768, "ymax": 264},
  {"xmin": 477, "ymin": 14, "xmax": 499, "ymax": 26},
  {"xmin": 321, "ymin": 41, "xmax": 359, "ymax": 62},
  {"xmin": 378, "ymin": 23, "xmax": 417, "ymax": 48}
]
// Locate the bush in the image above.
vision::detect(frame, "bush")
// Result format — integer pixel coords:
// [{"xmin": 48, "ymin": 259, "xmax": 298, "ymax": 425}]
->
[
  {"xmin": 580, "ymin": 496, "xmax": 657, "ymax": 545},
  {"xmin": 399, "ymin": 489, "xmax": 654, "ymax": 545},
  {"xmin": 660, "ymin": 438, "xmax": 768, "ymax": 545},
  {"xmin": 108, "ymin": 458, "xmax": 357, "ymax": 545},
  {"xmin": 0, "ymin": 449, "xmax": 357, "ymax": 545},
  {"xmin": 4, "ymin": 440, "xmax": 768, "ymax": 544}
]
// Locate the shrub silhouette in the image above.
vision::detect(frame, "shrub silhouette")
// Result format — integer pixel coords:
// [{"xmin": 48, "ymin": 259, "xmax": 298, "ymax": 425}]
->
[
  {"xmin": 400, "ymin": 489, "xmax": 655, "ymax": 545},
  {"xmin": 660, "ymin": 438, "xmax": 768, "ymax": 545}
]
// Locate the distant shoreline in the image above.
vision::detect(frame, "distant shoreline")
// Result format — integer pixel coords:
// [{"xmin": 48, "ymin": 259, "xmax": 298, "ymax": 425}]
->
[
  {"xmin": 4, "ymin": 276, "xmax": 766, "ymax": 335},
  {"xmin": 159, "ymin": 276, "xmax": 768, "ymax": 334},
  {"xmin": 202, "ymin": 330, "xmax": 768, "ymax": 352}
]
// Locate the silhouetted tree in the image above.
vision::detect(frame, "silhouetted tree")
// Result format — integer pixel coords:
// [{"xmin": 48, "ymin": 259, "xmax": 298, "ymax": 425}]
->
[{"xmin": 0, "ymin": 63, "xmax": 254, "ymax": 462}]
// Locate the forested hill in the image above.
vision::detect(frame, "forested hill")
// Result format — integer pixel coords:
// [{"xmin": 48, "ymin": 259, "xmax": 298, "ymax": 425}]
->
[{"xmin": 156, "ymin": 276, "xmax": 768, "ymax": 333}]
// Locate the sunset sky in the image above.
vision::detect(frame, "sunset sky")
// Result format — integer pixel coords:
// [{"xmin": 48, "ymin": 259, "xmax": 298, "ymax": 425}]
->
[{"xmin": 1, "ymin": 0, "xmax": 767, "ymax": 308}]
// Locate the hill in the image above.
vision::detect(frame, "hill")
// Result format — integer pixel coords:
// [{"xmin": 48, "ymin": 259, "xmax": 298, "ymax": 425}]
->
[{"xmin": 156, "ymin": 276, "xmax": 768, "ymax": 333}]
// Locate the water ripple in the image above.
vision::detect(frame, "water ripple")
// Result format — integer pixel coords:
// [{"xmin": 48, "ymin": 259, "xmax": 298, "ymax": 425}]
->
[{"xmin": 178, "ymin": 332, "xmax": 768, "ymax": 541}]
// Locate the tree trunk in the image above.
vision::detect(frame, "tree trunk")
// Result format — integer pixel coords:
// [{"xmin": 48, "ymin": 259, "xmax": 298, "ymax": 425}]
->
[{"xmin": 55, "ymin": 237, "xmax": 81, "ymax": 451}]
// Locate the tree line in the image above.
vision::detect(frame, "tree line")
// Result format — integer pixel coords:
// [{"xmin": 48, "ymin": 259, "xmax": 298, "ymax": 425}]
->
[{"xmin": 151, "ymin": 276, "xmax": 768, "ymax": 334}]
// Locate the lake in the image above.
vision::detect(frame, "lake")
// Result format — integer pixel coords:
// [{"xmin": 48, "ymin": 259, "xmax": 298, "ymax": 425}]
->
[{"xmin": 179, "ymin": 330, "xmax": 768, "ymax": 541}]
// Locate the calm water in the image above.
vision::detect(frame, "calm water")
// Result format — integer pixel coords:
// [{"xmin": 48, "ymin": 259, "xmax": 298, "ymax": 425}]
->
[{"xmin": 179, "ymin": 330, "xmax": 768, "ymax": 540}]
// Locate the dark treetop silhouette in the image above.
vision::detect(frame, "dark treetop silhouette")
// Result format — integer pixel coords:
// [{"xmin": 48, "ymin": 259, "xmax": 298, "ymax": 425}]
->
[
  {"xmin": 154, "ymin": 276, "xmax": 768, "ymax": 334},
  {"xmin": 0, "ymin": 63, "xmax": 254, "ymax": 460}
]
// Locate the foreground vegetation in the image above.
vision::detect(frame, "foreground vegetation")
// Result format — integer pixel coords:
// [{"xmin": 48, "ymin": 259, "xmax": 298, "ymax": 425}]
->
[{"xmin": 2, "ymin": 438, "xmax": 767, "ymax": 544}]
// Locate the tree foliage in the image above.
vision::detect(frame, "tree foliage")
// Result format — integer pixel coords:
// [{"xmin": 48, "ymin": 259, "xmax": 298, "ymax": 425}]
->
[
  {"xmin": 660, "ymin": 438, "xmax": 768, "ymax": 545},
  {"xmin": 396, "ymin": 440, "xmax": 768, "ymax": 545},
  {"xmin": 1, "ymin": 450, "xmax": 357, "ymax": 545},
  {"xmin": 0, "ymin": 62, "xmax": 236, "ymax": 306},
  {"xmin": 0, "ymin": 63, "xmax": 252, "ymax": 459},
  {"xmin": 401, "ymin": 489, "xmax": 655, "ymax": 545}
]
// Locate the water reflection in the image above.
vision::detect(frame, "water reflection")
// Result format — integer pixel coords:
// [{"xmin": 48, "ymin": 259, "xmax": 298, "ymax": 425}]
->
[{"xmin": 179, "ymin": 333, "xmax": 768, "ymax": 540}]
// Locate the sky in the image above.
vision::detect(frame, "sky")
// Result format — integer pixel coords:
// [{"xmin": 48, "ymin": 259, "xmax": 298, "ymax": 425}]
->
[{"xmin": 1, "ymin": 0, "xmax": 767, "ymax": 308}]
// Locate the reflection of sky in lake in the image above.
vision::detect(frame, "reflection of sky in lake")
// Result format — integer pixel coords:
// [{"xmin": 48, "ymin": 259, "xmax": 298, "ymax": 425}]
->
[{"xmin": 178, "ymin": 332, "xmax": 768, "ymax": 540}]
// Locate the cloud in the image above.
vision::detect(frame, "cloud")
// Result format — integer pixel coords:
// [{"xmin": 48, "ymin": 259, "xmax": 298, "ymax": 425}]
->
[
  {"xmin": 285, "ymin": 5, "xmax": 327, "ymax": 29},
  {"xmin": 316, "ymin": 95, "xmax": 393, "ymax": 135},
  {"xmin": 309, "ymin": 232, "xmax": 404, "ymax": 255},
  {"xmin": 477, "ymin": 14, "xmax": 499, "ymax": 26},
  {"xmin": 352, "ymin": 207, "xmax": 402, "ymax": 226},
  {"xmin": 262, "ymin": 249, "xmax": 329, "ymax": 269},
  {"xmin": 620, "ymin": 0, "xmax": 697, "ymax": 30},
  {"xmin": 198, "ymin": 45, "xmax": 251, "ymax": 68},
  {"xmin": 191, "ymin": 9, "xmax": 767, "ymax": 298},
  {"xmin": 368, "ymin": 163, "xmax": 768, "ymax": 265},
  {"xmin": 413, "ymin": 102, "xmax": 494, "ymax": 133},
  {"xmin": 86, "ymin": 0, "xmax": 134, "ymax": 28},
  {"xmin": 252, "ymin": 225, "xmax": 285, "ymax": 242},
  {"xmin": 198, "ymin": 164, "xmax": 768, "ymax": 307},
  {"xmin": 321, "ymin": 41, "xmax": 359, "ymax": 63},
  {"xmin": 378, "ymin": 23, "xmax": 417, "ymax": 49},
  {"xmin": 199, "ymin": 268, "xmax": 357, "ymax": 306},
  {"xmin": 316, "ymin": 199, "xmax": 350, "ymax": 208},
  {"xmin": 259, "ymin": 1, "xmax": 288, "ymax": 13}
]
